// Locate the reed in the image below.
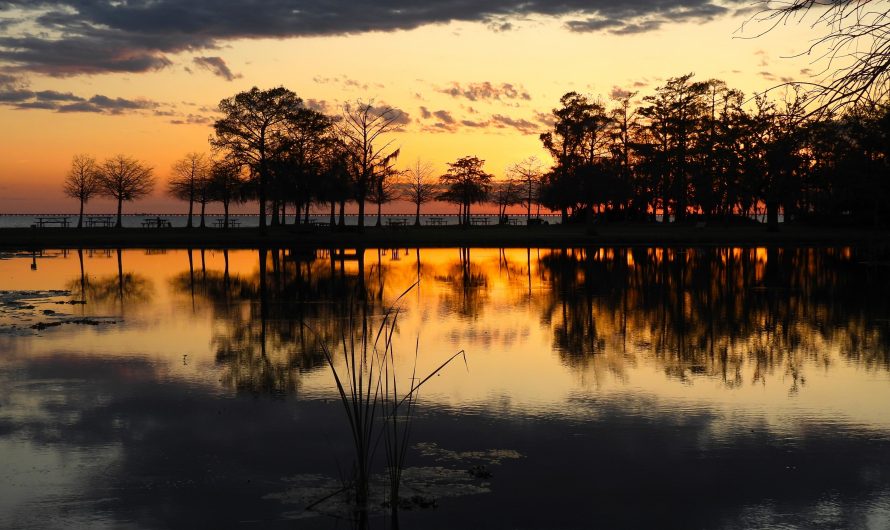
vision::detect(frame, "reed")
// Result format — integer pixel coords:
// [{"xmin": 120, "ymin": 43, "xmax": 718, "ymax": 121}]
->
[{"xmin": 307, "ymin": 282, "xmax": 466, "ymax": 522}]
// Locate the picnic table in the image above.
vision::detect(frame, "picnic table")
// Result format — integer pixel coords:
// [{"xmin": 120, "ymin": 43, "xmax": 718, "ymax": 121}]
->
[
  {"xmin": 427, "ymin": 217, "xmax": 445, "ymax": 226},
  {"xmin": 387, "ymin": 218, "xmax": 407, "ymax": 227},
  {"xmin": 35, "ymin": 216, "xmax": 70, "ymax": 228},
  {"xmin": 471, "ymin": 216, "xmax": 490, "ymax": 226},
  {"xmin": 142, "ymin": 217, "xmax": 172, "ymax": 228},
  {"xmin": 506, "ymin": 217, "xmax": 524, "ymax": 225},
  {"xmin": 86, "ymin": 216, "xmax": 114, "ymax": 228},
  {"xmin": 213, "ymin": 218, "xmax": 240, "ymax": 228}
]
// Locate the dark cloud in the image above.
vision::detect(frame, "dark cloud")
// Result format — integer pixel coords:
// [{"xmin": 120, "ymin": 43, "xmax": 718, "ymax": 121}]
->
[
  {"xmin": 489, "ymin": 114, "xmax": 539, "ymax": 134},
  {"xmin": 566, "ymin": 2, "xmax": 729, "ymax": 34},
  {"xmin": 419, "ymin": 106, "xmax": 458, "ymax": 132},
  {"xmin": 305, "ymin": 98, "xmax": 333, "ymax": 114},
  {"xmin": 170, "ymin": 113, "xmax": 213, "ymax": 125},
  {"xmin": 440, "ymin": 81, "xmax": 531, "ymax": 102},
  {"xmin": 192, "ymin": 56, "xmax": 240, "ymax": 81},
  {"xmin": 34, "ymin": 90, "xmax": 85, "ymax": 102},
  {"xmin": 0, "ymin": 76, "xmax": 163, "ymax": 114},
  {"xmin": 0, "ymin": 0, "xmax": 745, "ymax": 76},
  {"xmin": 433, "ymin": 109, "xmax": 456, "ymax": 124}
]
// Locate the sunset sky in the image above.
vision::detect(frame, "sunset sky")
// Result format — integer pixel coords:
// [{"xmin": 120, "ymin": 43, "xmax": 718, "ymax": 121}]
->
[{"xmin": 0, "ymin": 0, "xmax": 823, "ymax": 213}]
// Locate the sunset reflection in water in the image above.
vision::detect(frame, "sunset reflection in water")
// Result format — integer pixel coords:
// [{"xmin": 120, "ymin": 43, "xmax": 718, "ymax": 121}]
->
[{"xmin": 2, "ymin": 246, "xmax": 890, "ymax": 528}]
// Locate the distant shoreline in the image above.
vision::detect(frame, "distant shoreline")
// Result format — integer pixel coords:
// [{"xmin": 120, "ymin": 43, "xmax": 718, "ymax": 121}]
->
[{"xmin": 2, "ymin": 223, "xmax": 889, "ymax": 249}]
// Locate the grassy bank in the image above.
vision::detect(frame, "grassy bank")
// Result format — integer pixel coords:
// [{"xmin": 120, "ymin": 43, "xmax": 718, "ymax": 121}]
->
[{"xmin": 2, "ymin": 223, "xmax": 889, "ymax": 249}]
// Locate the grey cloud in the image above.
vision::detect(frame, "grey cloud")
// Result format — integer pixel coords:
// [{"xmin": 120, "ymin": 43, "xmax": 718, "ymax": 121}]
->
[
  {"xmin": 170, "ymin": 114, "xmax": 213, "ymax": 125},
  {"xmin": 0, "ymin": 88, "xmax": 34, "ymax": 102},
  {"xmin": 566, "ymin": 1, "xmax": 729, "ymax": 35},
  {"xmin": 35, "ymin": 90, "xmax": 84, "ymax": 102},
  {"xmin": 489, "ymin": 114, "xmax": 539, "ymax": 134},
  {"xmin": 305, "ymin": 98, "xmax": 332, "ymax": 114},
  {"xmin": 192, "ymin": 56, "xmax": 240, "ymax": 81},
  {"xmin": 0, "ymin": 0, "xmax": 746, "ymax": 76},
  {"xmin": 434, "ymin": 109, "xmax": 456, "ymax": 124},
  {"xmin": 440, "ymin": 81, "xmax": 531, "ymax": 102}
]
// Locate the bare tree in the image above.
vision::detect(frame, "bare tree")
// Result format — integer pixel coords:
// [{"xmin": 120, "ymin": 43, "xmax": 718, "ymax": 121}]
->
[
  {"xmin": 63, "ymin": 154, "xmax": 100, "ymax": 228},
  {"xmin": 207, "ymin": 159, "xmax": 246, "ymax": 229},
  {"xmin": 507, "ymin": 156, "xmax": 545, "ymax": 222},
  {"xmin": 748, "ymin": 1, "xmax": 890, "ymax": 111},
  {"xmin": 402, "ymin": 158, "xmax": 438, "ymax": 226},
  {"xmin": 492, "ymin": 179, "xmax": 524, "ymax": 223},
  {"xmin": 369, "ymin": 149, "xmax": 401, "ymax": 226},
  {"xmin": 97, "ymin": 155, "xmax": 155, "ymax": 228},
  {"xmin": 168, "ymin": 153, "xmax": 210, "ymax": 228},
  {"xmin": 337, "ymin": 99, "xmax": 403, "ymax": 230}
]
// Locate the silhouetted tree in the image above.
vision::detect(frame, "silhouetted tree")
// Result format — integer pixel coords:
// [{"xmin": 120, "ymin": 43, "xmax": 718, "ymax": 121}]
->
[
  {"xmin": 507, "ymin": 156, "xmax": 545, "ymax": 222},
  {"xmin": 750, "ymin": 0, "xmax": 890, "ymax": 111},
  {"xmin": 402, "ymin": 158, "xmax": 438, "ymax": 226},
  {"xmin": 440, "ymin": 156, "xmax": 493, "ymax": 225},
  {"xmin": 207, "ymin": 159, "xmax": 246, "ymax": 228},
  {"xmin": 212, "ymin": 87, "xmax": 303, "ymax": 230},
  {"xmin": 337, "ymin": 100, "xmax": 403, "ymax": 231},
  {"xmin": 96, "ymin": 155, "xmax": 155, "ymax": 228},
  {"xmin": 167, "ymin": 152, "xmax": 210, "ymax": 228},
  {"xmin": 63, "ymin": 154, "xmax": 100, "ymax": 228},
  {"xmin": 369, "ymin": 149, "xmax": 401, "ymax": 226}
]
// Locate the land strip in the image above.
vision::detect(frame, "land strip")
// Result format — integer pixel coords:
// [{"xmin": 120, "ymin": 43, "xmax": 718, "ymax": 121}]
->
[{"xmin": 1, "ymin": 224, "xmax": 889, "ymax": 249}]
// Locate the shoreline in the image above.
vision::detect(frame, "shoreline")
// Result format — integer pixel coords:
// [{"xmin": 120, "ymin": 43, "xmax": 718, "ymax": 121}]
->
[{"xmin": 1, "ymin": 223, "xmax": 889, "ymax": 249}]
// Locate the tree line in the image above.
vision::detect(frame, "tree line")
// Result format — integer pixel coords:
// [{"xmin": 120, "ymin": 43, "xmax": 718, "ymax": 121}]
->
[{"xmin": 65, "ymin": 77, "xmax": 890, "ymax": 229}]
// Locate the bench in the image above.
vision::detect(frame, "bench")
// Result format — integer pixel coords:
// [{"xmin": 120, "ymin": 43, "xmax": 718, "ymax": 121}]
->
[
  {"xmin": 427, "ymin": 217, "xmax": 445, "ymax": 226},
  {"xmin": 213, "ymin": 218, "xmax": 241, "ymax": 228},
  {"xmin": 35, "ymin": 217, "xmax": 70, "ymax": 228},
  {"xmin": 142, "ymin": 217, "xmax": 172, "ymax": 228},
  {"xmin": 471, "ymin": 217, "xmax": 490, "ymax": 226},
  {"xmin": 86, "ymin": 216, "xmax": 114, "ymax": 228},
  {"xmin": 387, "ymin": 218, "xmax": 407, "ymax": 227}
]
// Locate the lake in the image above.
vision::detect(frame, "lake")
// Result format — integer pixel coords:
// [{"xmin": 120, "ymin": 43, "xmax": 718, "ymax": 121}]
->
[{"xmin": 2, "ymin": 247, "xmax": 889, "ymax": 529}]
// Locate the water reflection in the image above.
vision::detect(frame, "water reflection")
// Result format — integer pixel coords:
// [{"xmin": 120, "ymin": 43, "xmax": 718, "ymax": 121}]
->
[{"xmin": 4, "ymin": 246, "xmax": 890, "ymax": 528}]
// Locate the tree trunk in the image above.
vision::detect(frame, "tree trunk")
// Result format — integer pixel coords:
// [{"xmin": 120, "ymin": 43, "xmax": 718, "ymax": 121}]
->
[
  {"xmin": 766, "ymin": 200, "xmax": 779, "ymax": 231},
  {"xmin": 78, "ymin": 200, "xmax": 84, "ymax": 229},
  {"xmin": 223, "ymin": 201, "xmax": 230, "ymax": 229},
  {"xmin": 376, "ymin": 201, "xmax": 382, "ymax": 227},
  {"xmin": 415, "ymin": 200, "xmax": 421, "ymax": 226},
  {"xmin": 259, "ymin": 162, "xmax": 267, "ymax": 231},
  {"xmin": 199, "ymin": 201, "xmax": 206, "ymax": 228},
  {"xmin": 187, "ymin": 187, "xmax": 194, "ymax": 229},
  {"xmin": 338, "ymin": 200, "xmax": 345, "ymax": 227},
  {"xmin": 304, "ymin": 202, "xmax": 310, "ymax": 224},
  {"xmin": 357, "ymin": 196, "xmax": 366, "ymax": 232},
  {"xmin": 329, "ymin": 201, "xmax": 336, "ymax": 226},
  {"xmin": 116, "ymin": 198, "xmax": 123, "ymax": 228}
]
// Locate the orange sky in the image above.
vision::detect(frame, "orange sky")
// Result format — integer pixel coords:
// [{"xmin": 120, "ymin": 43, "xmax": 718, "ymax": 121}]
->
[{"xmin": 0, "ymin": 5, "xmax": 824, "ymax": 213}]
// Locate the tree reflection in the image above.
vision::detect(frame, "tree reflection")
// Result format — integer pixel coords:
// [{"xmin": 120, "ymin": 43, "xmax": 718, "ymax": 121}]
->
[
  {"xmin": 66, "ymin": 248, "xmax": 154, "ymax": 314},
  {"xmin": 435, "ymin": 248, "xmax": 489, "ymax": 319},
  {"xmin": 170, "ymin": 247, "xmax": 389, "ymax": 396},
  {"xmin": 538, "ymin": 247, "xmax": 890, "ymax": 389}
]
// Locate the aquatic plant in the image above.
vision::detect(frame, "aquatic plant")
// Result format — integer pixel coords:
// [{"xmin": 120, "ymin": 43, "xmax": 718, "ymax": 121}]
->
[{"xmin": 307, "ymin": 282, "xmax": 466, "ymax": 522}]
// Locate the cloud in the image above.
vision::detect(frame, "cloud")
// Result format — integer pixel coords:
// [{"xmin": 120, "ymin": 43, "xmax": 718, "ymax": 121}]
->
[
  {"xmin": 0, "ymin": 75, "xmax": 163, "ymax": 114},
  {"xmin": 192, "ymin": 56, "xmax": 240, "ymax": 81},
  {"xmin": 170, "ymin": 113, "xmax": 214, "ymax": 125},
  {"xmin": 419, "ymin": 106, "xmax": 458, "ymax": 132},
  {"xmin": 0, "ymin": 0, "xmax": 746, "ymax": 76},
  {"xmin": 565, "ymin": 2, "xmax": 729, "ymax": 35},
  {"xmin": 489, "ymin": 114, "xmax": 539, "ymax": 134},
  {"xmin": 305, "ymin": 98, "xmax": 333, "ymax": 114},
  {"xmin": 439, "ymin": 81, "xmax": 531, "ymax": 102}
]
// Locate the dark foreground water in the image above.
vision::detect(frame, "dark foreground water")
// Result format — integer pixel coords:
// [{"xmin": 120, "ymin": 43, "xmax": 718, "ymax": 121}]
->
[{"xmin": 1, "ymin": 247, "xmax": 890, "ymax": 529}]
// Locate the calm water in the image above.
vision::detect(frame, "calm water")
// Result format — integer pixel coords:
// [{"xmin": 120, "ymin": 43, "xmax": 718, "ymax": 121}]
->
[
  {"xmin": 0, "ymin": 213, "xmax": 563, "ymax": 228},
  {"xmin": 1, "ymin": 247, "xmax": 890, "ymax": 529}
]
